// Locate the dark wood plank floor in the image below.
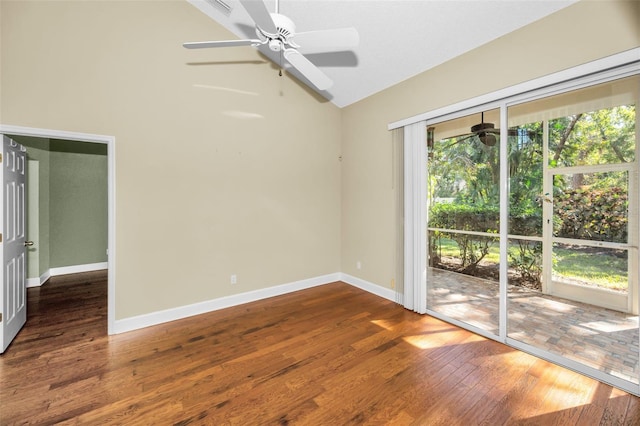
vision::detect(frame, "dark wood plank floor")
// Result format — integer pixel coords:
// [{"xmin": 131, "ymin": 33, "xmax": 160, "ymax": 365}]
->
[{"xmin": 1, "ymin": 271, "xmax": 639, "ymax": 425}]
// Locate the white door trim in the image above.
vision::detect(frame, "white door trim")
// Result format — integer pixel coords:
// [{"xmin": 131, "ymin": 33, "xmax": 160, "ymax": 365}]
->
[{"xmin": 0, "ymin": 125, "xmax": 116, "ymax": 335}]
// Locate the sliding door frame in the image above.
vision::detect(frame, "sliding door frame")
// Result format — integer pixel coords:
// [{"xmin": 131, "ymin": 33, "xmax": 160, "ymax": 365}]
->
[{"xmin": 392, "ymin": 48, "xmax": 640, "ymax": 396}]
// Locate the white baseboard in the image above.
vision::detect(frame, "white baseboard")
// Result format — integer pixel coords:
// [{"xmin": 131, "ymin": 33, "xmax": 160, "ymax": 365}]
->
[
  {"xmin": 26, "ymin": 270, "xmax": 51, "ymax": 288},
  {"xmin": 26, "ymin": 262, "xmax": 107, "ymax": 288},
  {"xmin": 113, "ymin": 272, "xmax": 342, "ymax": 334},
  {"xmin": 26, "ymin": 279, "xmax": 40, "ymax": 288},
  {"xmin": 50, "ymin": 262, "xmax": 108, "ymax": 277},
  {"xmin": 340, "ymin": 273, "xmax": 397, "ymax": 302}
]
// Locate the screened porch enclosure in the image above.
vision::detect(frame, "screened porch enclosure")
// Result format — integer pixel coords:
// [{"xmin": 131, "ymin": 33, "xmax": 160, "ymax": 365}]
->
[{"xmin": 425, "ymin": 75, "xmax": 639, "ymax": 389}]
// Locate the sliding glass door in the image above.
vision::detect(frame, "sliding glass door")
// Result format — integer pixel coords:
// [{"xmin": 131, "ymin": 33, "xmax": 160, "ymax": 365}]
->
[
  {"xmin": 506, "ymin": 75, "xmax": 639, "ymax": 386},
  {"xmin": 426, "ymin": 108, "xmax": 501, "ymax": 336},
  {"xmin": 425, "ymin": 74, "xmax": 640, "ymax": 391}
]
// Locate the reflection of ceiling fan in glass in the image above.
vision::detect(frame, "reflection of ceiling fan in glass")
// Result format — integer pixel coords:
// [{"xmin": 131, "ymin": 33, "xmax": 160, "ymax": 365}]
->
[
  {"xmin": 183, "ymin": 0, "xmax": 359, "ymax": 91},
  {"xmin": 453, "ymin": 112, "xmax": 505, "ymax": 147},
  {"xmin": 438, "ymin": 112, "xmax": 536, "ymax": 149}
]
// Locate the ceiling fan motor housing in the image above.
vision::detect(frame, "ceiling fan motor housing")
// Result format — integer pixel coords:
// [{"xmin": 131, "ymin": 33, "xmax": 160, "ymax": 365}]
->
[
  {"xmin": 257, "ymin": 13, "xmax": 296, "ymax": 51},
  {"xmin": 471, "ymin": 122, "xmax": 495, "ymax": 133}
]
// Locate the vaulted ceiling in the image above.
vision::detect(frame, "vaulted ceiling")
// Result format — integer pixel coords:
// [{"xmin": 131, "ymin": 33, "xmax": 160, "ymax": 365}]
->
[{"xmin": 187, "ymin": 0, "xmax": 577, "ymax": 107}]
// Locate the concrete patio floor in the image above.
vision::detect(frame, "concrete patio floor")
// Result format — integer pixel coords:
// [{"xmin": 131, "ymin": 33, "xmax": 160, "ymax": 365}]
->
[{"xmin": 427, "ymin": 268, "xmax": 639, "ymax": 384}]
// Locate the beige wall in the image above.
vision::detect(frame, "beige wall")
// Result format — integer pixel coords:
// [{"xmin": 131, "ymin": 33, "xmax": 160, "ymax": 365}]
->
[
  {"xmin": 341, "ymin": 0, "xmax": 640, "ymax": 290},
  {"xmin": 0, "ymin": 0, "xmax": 342, "ymax": 319}
]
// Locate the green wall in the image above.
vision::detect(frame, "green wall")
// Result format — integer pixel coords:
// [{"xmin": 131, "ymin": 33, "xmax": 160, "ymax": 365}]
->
[
  {"xmin": 11, "ymin": 136, "xmax": 107, "ymax": 278},
  {"xmin": 49, "ymin": 140, "xmax": 107, "ymax": 268}
]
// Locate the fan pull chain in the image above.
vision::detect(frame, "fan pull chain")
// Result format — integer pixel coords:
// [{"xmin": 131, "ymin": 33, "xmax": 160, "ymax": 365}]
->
[{"xmin": 278, "ymin": 0, "xmax": 282, "ymax": 77}]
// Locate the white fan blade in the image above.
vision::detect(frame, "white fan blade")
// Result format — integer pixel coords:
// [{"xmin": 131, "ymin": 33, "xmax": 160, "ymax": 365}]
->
[
  {"xmin": 183, "ymin": 39, "xmax": 261, "ymax": 49},
  {"xmin": 239, "ymin": 0, "xmax": 277, "ymax": 34},
  {"xmin": 292, "ymin": 28, "xmax": 359, "ymax": 54},
  {"xmin": 284, "ymin": 50, "xmax": 333, "ymax": 90}
]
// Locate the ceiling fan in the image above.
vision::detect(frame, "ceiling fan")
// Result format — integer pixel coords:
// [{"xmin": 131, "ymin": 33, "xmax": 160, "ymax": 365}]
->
[
  {"xmin": 183, "ymin": 0, "xmax": 359, "ymax": 91},
  {"xmin": 454, "ymin": 112, "xmax": 502, "ymax": 147},
  {"xmin": 440, "ymin": 112, "xmax": 537, "ymax": 149}
]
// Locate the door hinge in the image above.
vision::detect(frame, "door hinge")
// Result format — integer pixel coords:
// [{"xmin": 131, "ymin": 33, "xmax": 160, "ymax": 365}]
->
[
  {"xmin": 0, "ymin": 153, "xmax": 3, "ymax": 163},
  {"xmin": 0, "ymin": 233, "xmax": 2, "ymax": 243},
  {"xmin": 0, "ymin": 313, "xmax": 2, "ymax": 323}
]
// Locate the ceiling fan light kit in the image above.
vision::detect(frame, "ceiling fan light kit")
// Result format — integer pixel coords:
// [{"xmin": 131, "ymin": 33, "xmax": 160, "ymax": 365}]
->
[
  {"xmin": 183, "ymin": 0, "xmax": 359, "ymax": 91},
  {"xmin": 470, "ymin": 121, "xmax": 498, "ymax": 146},
  {"xmin": 478, "ymin": 132, "xmax": 497, "ymax": 147}
]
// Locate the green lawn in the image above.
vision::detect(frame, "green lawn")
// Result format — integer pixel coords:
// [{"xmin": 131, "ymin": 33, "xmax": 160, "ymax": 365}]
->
[
  {"xmin": 552, "ymin": 248, "xmax": 627, "ymax": 291},
  {"xmin": 431, "ymin": 236, "xmax": 627, "ymax": 291}
]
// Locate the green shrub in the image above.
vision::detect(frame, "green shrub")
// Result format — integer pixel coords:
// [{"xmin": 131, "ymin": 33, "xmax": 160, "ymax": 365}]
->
[
  {"xmin": 429, "ymin": 203, "xmax": 542, "ymax": 283},
  {"xmin": 429, "ymin": 190, "xmax": 626, "ymax": 286},
  {"xmin": 509, "ymin": 206, "xmax": 542, "ymax": 236},
  {"xmin": 429, "ymin": 203, "xmax": 499, "ymax": 232},
  {"xmin": 508, "ymin": 240, "xmax": 542, "ymax": 284},
  {"xmin": 554, "ymin": 187, "xmax": 627, "ymax": 243},
  {"xmin": 428, "ymin": 204, "xmax": 498, "ymax": 272}
]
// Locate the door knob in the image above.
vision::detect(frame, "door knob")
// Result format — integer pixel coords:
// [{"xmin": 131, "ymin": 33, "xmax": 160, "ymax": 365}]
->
[{"xmin": 24, "ymin": 241, "xmax": 34, "ymax": 247}]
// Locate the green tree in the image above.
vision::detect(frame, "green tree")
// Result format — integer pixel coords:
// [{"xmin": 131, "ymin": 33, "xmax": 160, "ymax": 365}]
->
[{"xmin": 427, "ymin": 104, "xmax": 635, "ymax": 287}]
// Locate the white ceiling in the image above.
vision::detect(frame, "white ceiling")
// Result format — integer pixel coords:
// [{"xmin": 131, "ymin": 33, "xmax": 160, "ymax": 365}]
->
[{"xmin": 187, "ymin": 0, "xmax": 577, "ymax": 107}]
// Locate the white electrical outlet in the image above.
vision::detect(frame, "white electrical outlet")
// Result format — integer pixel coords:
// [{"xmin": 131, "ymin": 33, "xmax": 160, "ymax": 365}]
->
[
  {"xmin": 356, "ymin": 261, "xmax": 362, "ymax": 270},
  {"xmin": 230, "ymin": 274, "xmax": 237, "ymax": 284}
]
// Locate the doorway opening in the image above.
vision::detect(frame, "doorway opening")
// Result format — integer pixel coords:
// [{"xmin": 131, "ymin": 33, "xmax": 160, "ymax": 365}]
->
[{"xmin": 0, "ymin": 125, "xmax": 115, "ymax": 335}]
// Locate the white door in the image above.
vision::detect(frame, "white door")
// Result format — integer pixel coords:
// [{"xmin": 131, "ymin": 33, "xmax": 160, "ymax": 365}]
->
[
  {"xmin": 0, "ymin": 136, "xmax": 28, "ymax": 353},
  {"xmin": 542, "ymin": 165, "xmax": 637, "ymax": 314}
]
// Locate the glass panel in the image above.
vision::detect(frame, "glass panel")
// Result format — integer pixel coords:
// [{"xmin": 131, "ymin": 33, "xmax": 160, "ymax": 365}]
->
[
  {"xmin": 508, "ymin": 76, "xmax": 638, "ymax": 129},
  {"xmin": 427, "ymin": 232, "xmax": 499, "ymax": 334},
  {"xmin": 552, "ymin": 242, "xmax": 628, "ymax": 293},
  {"xmin": 509, "ymin": 122, "xmax": 543, "ymax": 238},
  {"xmin": 508, "ymin": 75, "xmax": 638, "ymax": 169},
  {"xmin": 507, "ymin": 75, "xmax": 639, "ymax": 387},
  {"xmin": 428, "ymin": 108, "xmax": 500, "ymax": 234},
  {"xmin": 549, "ymin": 106, "xmax": 636, "ymax": 168},
  {"xmin": 427, "ymin": 109, "xmax": 500, "ymax": 334},
  {"xmin": 553, "ymin": 171, "xmax": 628, "ymax": 244},
  {"xmin": 508, "ymin": 238, "xmax": 638, "ymax": 384}
]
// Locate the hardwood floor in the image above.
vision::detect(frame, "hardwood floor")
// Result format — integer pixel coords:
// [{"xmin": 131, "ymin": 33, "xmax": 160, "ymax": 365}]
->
[{"xmin": 1, "ymin": 271, "xmax": 639, "ymax": 425}]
